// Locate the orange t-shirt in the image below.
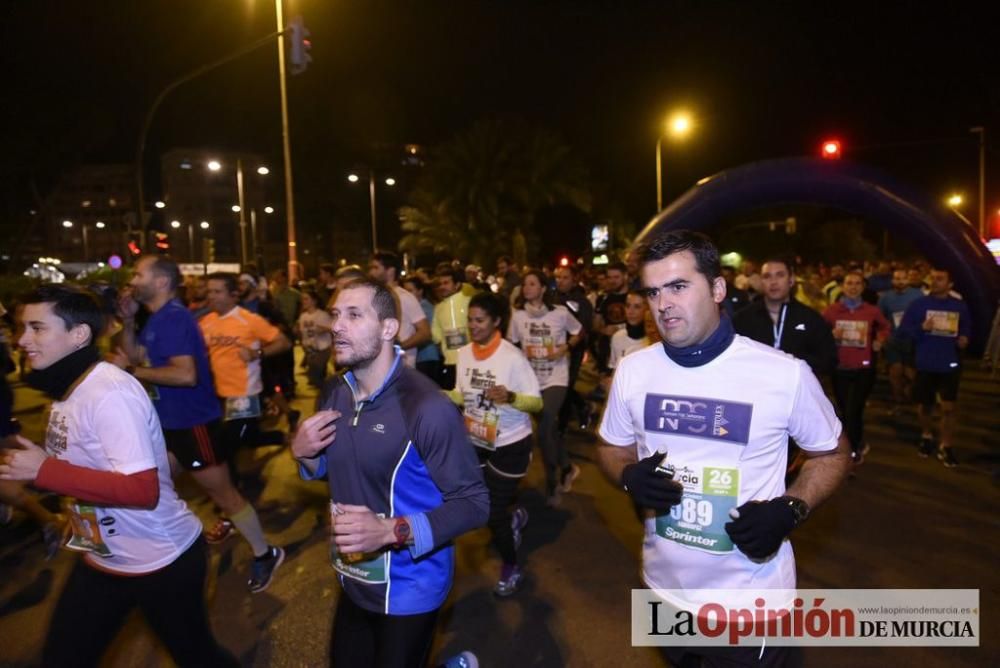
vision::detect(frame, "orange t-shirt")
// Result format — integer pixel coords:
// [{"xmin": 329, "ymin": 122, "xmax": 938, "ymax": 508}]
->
[{"xmin": 199, "ymin": 307, "xmax": 281, "ymax": 398}]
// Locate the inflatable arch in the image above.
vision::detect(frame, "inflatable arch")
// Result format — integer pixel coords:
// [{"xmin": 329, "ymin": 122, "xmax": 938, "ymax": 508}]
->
[{"xmin": 636, "ymin": 157, "xmax": 1000, "ymax": 350}]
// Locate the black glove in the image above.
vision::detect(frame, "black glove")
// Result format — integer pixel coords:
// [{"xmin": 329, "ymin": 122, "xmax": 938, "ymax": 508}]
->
[
  {"xmin": 724, "ymin": 497, "xmax": 799, "ymax": 559},
  {"xmin": 621, "ymin": 453, "xmax": 684, "ymax": 511}
]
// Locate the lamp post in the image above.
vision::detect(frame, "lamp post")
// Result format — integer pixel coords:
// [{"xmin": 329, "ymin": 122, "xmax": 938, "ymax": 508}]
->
[
  {"xmin": 348, "ymin": 170, "xmax": 395, "ymax": 252},
  {"xmin": 656, "ymin": 111, "xmax": 693, "ymax": 213}
]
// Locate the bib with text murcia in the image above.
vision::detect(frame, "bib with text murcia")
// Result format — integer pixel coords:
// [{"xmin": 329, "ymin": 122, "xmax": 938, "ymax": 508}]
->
[
  {"xmin": 926, "ymin": 310, "xmax": 959, "ymax": 337},
  {"xmin": 655, "ymin": 465, "xmax": 740, "ymax": 554},
  {"xmin": 833, "ymin": 319, "xmax": 868, "ymax": 348},
  {"xmin": 463, "ymin": 391, "xmax": 499, "ymax": 450}
]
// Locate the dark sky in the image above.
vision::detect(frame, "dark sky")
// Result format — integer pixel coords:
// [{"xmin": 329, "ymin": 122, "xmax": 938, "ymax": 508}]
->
[{"xmin": 2, "ymin": 0, "xmax": 996, "ymax": 234}]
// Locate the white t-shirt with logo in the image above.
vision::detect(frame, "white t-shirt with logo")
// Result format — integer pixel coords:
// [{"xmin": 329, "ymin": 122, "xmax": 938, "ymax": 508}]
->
[
  {"xmin": 455, "ymin": 339, "xmax": 541, "ymax": 448},
  {"xmin": 44, "ymin": 362, "xmax": 201, "ymax": 574},
  {"xmin": 598, "ymin": 336, "xmax": 840, "ymax": 594},
  {"xmin": 394, "ymin": 285, "xmax": 428, "ymax": 368},
  {"xmin": 508, "ymin": 305, "xmax": 582, "ymax": 390},
  {"xmin": 609, "ymin": 329, "xmax": 651, "ymax": 369}
]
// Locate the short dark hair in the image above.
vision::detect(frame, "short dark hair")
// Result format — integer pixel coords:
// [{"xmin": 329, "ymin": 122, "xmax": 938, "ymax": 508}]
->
[
  {"xmin": 514, "ymin": 268, "xmax": 554, "ymax": 311},
  {"xmin": 402, "ymin": 275, "xmax": 426, "ymax": 296},
  {"xmin": 469, "ymin": 291, "xmax": 508, "ymax": 331},
  {"xmin": 760, "ymin": 255, "xmax": 794, "ymax": 275},
  {"xmin": 634, "ymin": 229, "xmax": 722, "ymax": 285},
  {"xmin": 21, "ymin": 284, "xmax": 106, "ymax": 345},
  {"xmin": 434, "ymin": 263, "xmax": 461, "ymax": 283},
  {"xmin": 606, "ymin": 261, "xmax": 627, "ymax": 275},
  {"xmin": 337, "ymin": 277, "xmax": 398, "ymax": 322},
  {"xmin": 145, "ymin": 255, "xmax": 182, "ymax": 291},
  {"xmin": 207, "ymin": 272, "xmax": 238, "ymax": 294},
  {"xmin": 372, "ymin": 251, "xmax": 401, "ymax": 279},
  {"xmin": 319, "ymin": 263, "xmax": 336, "ymax": 276}
]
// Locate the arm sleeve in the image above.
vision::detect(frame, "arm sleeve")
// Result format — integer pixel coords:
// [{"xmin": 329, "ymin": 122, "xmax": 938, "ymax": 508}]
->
[
  {"xmin": 431, "ymin": 304, "xmax": 443, "ymax": 345},
  {"xmin": 401, "ymin": 290, "xmax": 427, "ymax": 325},
  {"xmin": 564, "ymin": 309, "xmax": 583, "ymax": 337},
  {"xmin": 597, "ymin": 359, "xmax": 635, "ymax": 446},
  {"xmin": 507, "ymin": 312, "xmax": 522, "ymax": 344},
  {"xmin": 411, "ymin": 398, "xmax": 490, "ymax": 555},
  {"xmin": 92, "ymin": 389, "xmax": 158, "ymax": 475},
  {"xmin": 35, "ymin": 459, "xmax": 159, "ymax": 507},
  {"xmin": 874, "ymin": 308, "xmax": 891, "ymax": 342},
  {"xmin": 787, "ymin": 360, "xmax": 842, "ymax": 452},
  {"xmin": 250, "ymin": 312, "xmax": 282, "ymax": 344},
  {"xmin": 897, "ymin": 301, "xmax": 924, "ymax": 342},
  {"xmin": 958, "ymin": 302, "xmax": 972, "ymax": 337},
  {"xmin": 809, "ymin": 314, "xmax": 838, "ymax": 377},
  {"xmin": 153, "ymin": 314, "xmax": 199, "ymax": 360}
]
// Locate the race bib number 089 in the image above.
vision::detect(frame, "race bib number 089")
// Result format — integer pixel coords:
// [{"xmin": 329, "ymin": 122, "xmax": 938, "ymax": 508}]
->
[{"xmin": 655, "ymin": 465, "xmax": 739, "ymax": 554}]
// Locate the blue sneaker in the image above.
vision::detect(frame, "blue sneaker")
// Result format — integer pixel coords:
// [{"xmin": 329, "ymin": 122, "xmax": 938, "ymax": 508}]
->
[
  {"xmin": 440, "ymin": 651, "xmax": 479, "ymax": 668},
  {"xmin": 511, "ymin": 506, "xmax": 528, "ymax": 550},
  {"xmin": 248, "ymin": 545, "xmax": 285, "ymax": 593}
]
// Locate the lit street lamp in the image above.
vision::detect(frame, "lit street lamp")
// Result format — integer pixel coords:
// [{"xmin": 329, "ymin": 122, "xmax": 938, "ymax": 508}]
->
[
  {"xmin": 947, "ymin": 193, "xmax": 963, "ymax": 208},
  {"xmin": 656, "ymin": 110, "xmax": 694, "ymax": 212},
  {"xmin": 348, "ymin": 169, "xmax": 395, "ymax": 252}
]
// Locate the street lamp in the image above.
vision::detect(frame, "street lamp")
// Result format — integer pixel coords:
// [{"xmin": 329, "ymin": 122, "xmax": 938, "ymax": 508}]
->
[
  {"xmin": 154, "ymin": 200, "xmax": 166, "ymax": 209},
  {"xmin": 62, "ymin": 220, "xmax": 73, "ymax": 228},
  {"xmin": 348, "ymin": 169, "xmax": 395, "ymax": 252},
  {"xmin": 171, "ymin": 220, "xmax": 181, "ymax": 229},
  {"xmin": 264, "ymin": 206, "xmax": 274, "ymax": 214},
  {"xmin": 656, "ymin": 110, "xmax": 694, "ymax": 212},
  {"xmin": 207, "ymin": 160, "xmax": 222, "ymax": 172},
  {"xmin": 95, "ymin": 221, "xmax": 106, "ymax": 229},
  {"xmin": 200, "ymin": 220, "xmax": 210, "ymax": 230},
  {"xmin": 947, "ymin": 193, "xmax": 963, "ymax": 208}
]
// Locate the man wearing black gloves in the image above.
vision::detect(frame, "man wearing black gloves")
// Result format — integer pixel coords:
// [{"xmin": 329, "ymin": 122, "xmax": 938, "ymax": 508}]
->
[
  {"xmin": 598, "ymin": 230, "xmax": 850, "ymax": 667},
  {"xmin": 733, "ymin": 256, "xmax": 837, "ymax": 378}
]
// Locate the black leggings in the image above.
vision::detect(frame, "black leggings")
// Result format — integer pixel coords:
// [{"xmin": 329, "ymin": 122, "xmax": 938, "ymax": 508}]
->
[
  {"xmin": 477, "ymin": 436, "xmax": 532, "ymax": 565},
  {"xmin": 42, "ymin": 537, "xmax": 237, "ymax": 668},
  {"xmin": 832, "ymin": 368, "xmax": 876, "ymax": 453},
  {"xmin": 330, "ymin": 593, "xmax": 438, "ymax": 668}
]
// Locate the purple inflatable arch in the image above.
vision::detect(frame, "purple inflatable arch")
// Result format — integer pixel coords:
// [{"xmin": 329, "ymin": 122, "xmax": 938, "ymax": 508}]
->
[{"xmin": 637, "ymin": 157, "xmax": 1000, "ymax": 351}]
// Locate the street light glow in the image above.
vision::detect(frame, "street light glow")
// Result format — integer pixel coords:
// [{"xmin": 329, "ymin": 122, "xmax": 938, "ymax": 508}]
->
[
  {"xmin": 668, "ymin": 111, "xmax": 693, "ymax": 138},
  {"xmin": 347, "ymin": 173, "xmax": 360, "ymax": 183},
  {"xmin": 947, "ymin": 194, "xmax": 963, "ymax": 207},
  {"xmin": 264, "ymin": 206, "xmax": 275, "ymax": 214},
  {"xmin": 200, "ymin": 221, "xmax": 210, "ymax": 229},
  {"xmin": 170, "ymin": 220, "xmax": 181, "ymax": 229},
  {"xmin": 154, "ymin": 201, "xmax": 166, "ymax": 209},
  {"xmin": 385, "ymin": 177, "xmax": 396, "ymax": 186},
  {"xmin": 62, "ymin": 220, "xmax": 73, "ymax": 228},
  {"xmin": 257, "ymin": 166, "xmax": 270, "ymax": 175},
  {"xmin": 207, "ymin": 160, "xmax": 221, "ymax": 171},
  {"xmin": 95, "ymin": 221, "xmax": 106, "ymax": 229},
  {"xmin": 232, "ymin": 205, "xmax": 241, "ymax": 212}
]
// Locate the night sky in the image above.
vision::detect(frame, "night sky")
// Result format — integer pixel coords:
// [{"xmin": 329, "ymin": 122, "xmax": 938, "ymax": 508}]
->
[{"xmin": 2, "ymin": 0, "xmax": 996, "ymax": 258}]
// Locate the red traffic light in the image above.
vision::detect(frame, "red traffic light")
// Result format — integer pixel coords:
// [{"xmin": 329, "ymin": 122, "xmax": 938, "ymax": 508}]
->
[
  {"xmin": 821, "ymin": 139, "xmax": 842, "ymax": 160},
  {"xmin": 127, "ymin": 241, "xmax": 142, "ymax": 255}
]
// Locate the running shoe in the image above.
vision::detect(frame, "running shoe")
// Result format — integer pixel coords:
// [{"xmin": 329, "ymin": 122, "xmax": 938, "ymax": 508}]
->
[
  {"xmin": 493, "ymin": 563, "xmax": 523, "ymax": 597},
  {"xmin": 558, "ymin": 463, "xmax": 581, "ymax": 493},
  {"xmin": 511, "ymin": 506, "xmax": 529, "ymax": 550},
  {"xmin": 918, "ymin": 436, "xmax": 936, "ymax": 458},
  {"xmin": 937, "ymin": 447, "xmax": 958, "ymax": 469},
  {"xmin": 204, "ymin": 518, "xmax": 236, "ymax": 544},
  {"xmin": 248, "ymin": 545, "xmax": 285, "ymax": 593},
  {"xmin": 440, "ymin": 651, "xmax": 479, "ymax": 668}
]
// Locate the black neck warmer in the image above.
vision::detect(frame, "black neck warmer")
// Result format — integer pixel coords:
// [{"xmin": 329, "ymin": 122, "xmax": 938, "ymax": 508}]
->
[
  {"xmin": 26, "ymin": 345, "xmax": 100, "ymax": 400},
  {"xmin": 626, "ymin": 322, "xmax": 646, "ymax": 340},
  {"xmin": 661, "ymin": 313, "xmax": 735, "ymax": 368}
]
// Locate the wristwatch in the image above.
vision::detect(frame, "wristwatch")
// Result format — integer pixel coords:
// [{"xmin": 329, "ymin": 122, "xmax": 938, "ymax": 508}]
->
[
  {"xmin": 392, "ymin": 517, "xmax": 410, "ymax": 548},
  {"xmin": 779, "ymin": 495, "xmax": 810, "ymax": 525}
]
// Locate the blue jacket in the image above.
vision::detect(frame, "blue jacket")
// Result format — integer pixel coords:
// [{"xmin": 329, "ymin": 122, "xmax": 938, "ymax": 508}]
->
[
  {"xmin": 898, "ymin": 295, "xmax": 971, "ymax": 372},
  {"xmin": 303, "ymin": 350, "xmax": 488, "ymax": 615}
]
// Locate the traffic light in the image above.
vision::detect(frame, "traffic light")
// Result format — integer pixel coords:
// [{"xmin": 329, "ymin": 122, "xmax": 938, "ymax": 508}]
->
[
  {"xmin": 288, "ymin": 16, "xmax": 312, "ymax": 75},
  {"xmin": 820, "ymin": 139, "xmax": 842, "ymax": 160},
  {"xmin": 127, "ymin": 239, "xmax": 142, "ymax": 256},
  {"xmin": 203, "ymin": 238, "xmax": 215, "ymax": 263},
  {"xmin": 154, "ymin": 232, "xmax": 170, "ymax": 253}
]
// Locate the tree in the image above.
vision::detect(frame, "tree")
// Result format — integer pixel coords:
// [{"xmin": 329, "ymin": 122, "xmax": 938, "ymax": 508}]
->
[{"xmin": 398, "ymin": 119, "xmax": 590, "ymax": 266}]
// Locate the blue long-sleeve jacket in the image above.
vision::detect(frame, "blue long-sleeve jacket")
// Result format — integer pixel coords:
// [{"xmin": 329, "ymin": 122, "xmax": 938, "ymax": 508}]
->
[
  {"xmin": 302, "ymin": 350, "xmax": 489, "ymax": 615},
  {"xmin": 898, "ymin": 295, "xmax": 971, "ymax": 372}
]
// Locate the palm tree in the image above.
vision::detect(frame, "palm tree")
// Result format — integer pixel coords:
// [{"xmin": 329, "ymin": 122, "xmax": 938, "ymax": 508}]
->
[{"xmin": 399, "ymin": 119, "xmax": 591, "ymax": 266}]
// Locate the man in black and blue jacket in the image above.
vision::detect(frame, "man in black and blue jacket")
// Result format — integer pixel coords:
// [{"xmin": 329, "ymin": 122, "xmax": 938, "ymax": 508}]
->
[{"xmin": 292, "ymin": 276, "xmax": 488, "ymax": 667}]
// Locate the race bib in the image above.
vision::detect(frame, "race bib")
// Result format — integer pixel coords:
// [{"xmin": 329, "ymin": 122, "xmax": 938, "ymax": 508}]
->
[
  {"xmin": 834, "ymin": 320, "xmax": 868, "ymax": 348},
  {"xmin": 926, "ymin": 310, "xmax": 959, "ymax": 337},
  {"xmin": 64, "ymin": 501, "xmax": 112, "ymax": 558},
  {"xmin": 444, "ymin": 329, "xmax": 468, "ymax": 350},
  {"xmin": 463, "ymin": 392, "xmax": 500, "ymax": 450},
  {"xmin": 329, "ymin": 503, "xmax": 388, "ymax": 583},
  {"xmin": 223, "ymin": 395, "xmax": 261, "ymax": 421},
  {"xmin": 655, "ymin": 465, "xmax": 740, "ymax": 554}
]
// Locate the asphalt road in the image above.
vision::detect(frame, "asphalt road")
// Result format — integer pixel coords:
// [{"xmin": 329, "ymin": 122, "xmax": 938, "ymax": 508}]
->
[{"xmin": 1, "ymin": 358, "xmax": 998, "ymax": 667}]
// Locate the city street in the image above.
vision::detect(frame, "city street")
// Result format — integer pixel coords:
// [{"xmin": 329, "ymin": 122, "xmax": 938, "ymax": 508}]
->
[{"xmin": 1, "ymin": 356, "xmax": 998, "ymax": 667}]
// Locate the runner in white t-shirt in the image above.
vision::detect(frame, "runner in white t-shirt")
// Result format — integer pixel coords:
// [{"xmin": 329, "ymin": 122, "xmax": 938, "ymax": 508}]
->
[
  {"xmin": 296, "ymin": 290, "xmax": 333, "ymax": 387},
  {"xmin": 451, "ymin": 292, "xmax": 542, "ymax": 597},
  {"xmin": 596, "ymin": 231, "xmax": 851, "ymax": 667},
  {"xmin": 368, "ymin": 251, "xmax": 430, "ymax": 367},
  {"xmin": 508, "ymin": 269, "xmax": 582, "ymax": 506},
  {"xmin": 0, "ymin": 284, "xmax": 236, "ymax": 667},
  {"xmin": 607, "ymin": 290, "xmax": 657, "ymax": 372}
]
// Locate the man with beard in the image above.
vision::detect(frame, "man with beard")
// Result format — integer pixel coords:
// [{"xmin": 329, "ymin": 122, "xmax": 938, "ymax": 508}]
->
[
  {"xmin": 292, "ymin": 277, "xmax": 488, "ymax": 666},
  {"xmin": 592, "ymin": 261, "xmax": 630, "ymax": 372},
  {"xmin": 111, "ymin": 256, "xmax": 283, "ymax": 591},
  {"xmin": 368, "ymin": 250, "xmax": 431, "ymax": 368}
]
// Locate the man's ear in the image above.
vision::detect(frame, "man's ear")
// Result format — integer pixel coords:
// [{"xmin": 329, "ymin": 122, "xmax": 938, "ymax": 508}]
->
[
  {"xmin": 382, "ymin": 317, "xmax": 400, "ymax": 342},
  {"xmin": 711, "ymin": 276, "xmax": 727, "ymax": 304}
]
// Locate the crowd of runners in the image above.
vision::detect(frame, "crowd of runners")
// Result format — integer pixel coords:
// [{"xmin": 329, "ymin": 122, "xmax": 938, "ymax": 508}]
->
[{"xmin": 0, "ymin": 233, "xmax": 976, "ymax": 667}]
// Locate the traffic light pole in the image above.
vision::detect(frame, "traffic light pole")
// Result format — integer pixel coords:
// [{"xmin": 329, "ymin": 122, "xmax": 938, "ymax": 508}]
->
[
  {"xmin": 134, "ymin": 28, "xmax": 286, "ymax": 250},
  {"xmin": 275, "ymin": 0, "xmax": 301, "ymax": 281}
]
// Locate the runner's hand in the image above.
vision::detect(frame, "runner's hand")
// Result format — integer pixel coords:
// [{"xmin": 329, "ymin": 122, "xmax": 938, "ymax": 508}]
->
[
  {"xmin": 331, "ymin": 504, "xmax": 395, "ymax": 553},
  {"xmin": 724, "ymin": 498, "xmax": 798, "ymax": 559},
  {"xmin": 291, "ymin": 410, "xmax": 341, "ymax": 460},
  {"xmin": 485, "ymin": 385, "xmax": 511, "ymax": 404},
  {"xmin": 620, "ymin": 453, "xmax": 683, "ymax": 511},
  {"xmin": 0, "ymin": 435, "xmax": 49, "ymax": 482}
]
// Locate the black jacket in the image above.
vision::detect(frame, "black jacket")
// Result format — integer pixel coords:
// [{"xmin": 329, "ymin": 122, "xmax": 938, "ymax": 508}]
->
[{"xmin": 733, "ymin": 298, "xmax": 837, "ymax": 378}]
